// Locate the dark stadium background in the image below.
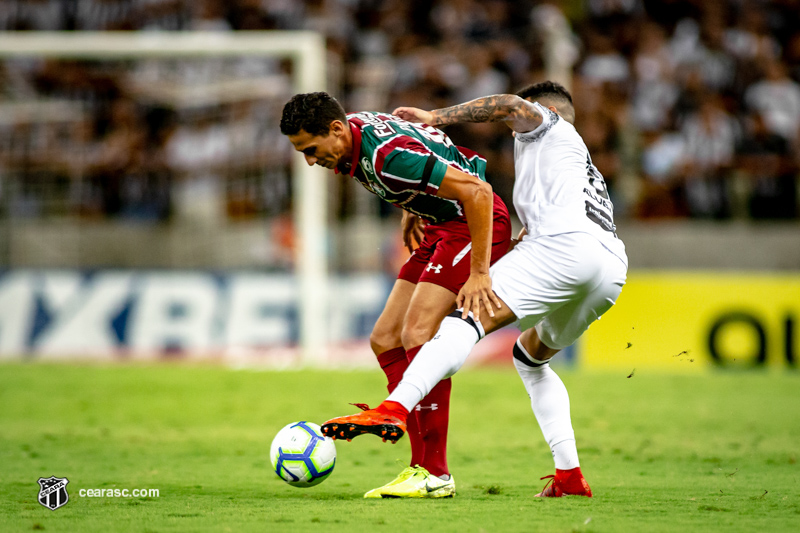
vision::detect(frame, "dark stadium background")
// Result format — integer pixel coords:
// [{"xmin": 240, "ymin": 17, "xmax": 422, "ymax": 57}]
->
[{"xmin": 0, "ymin": 0, "xmax": 797, "ymax": 367}]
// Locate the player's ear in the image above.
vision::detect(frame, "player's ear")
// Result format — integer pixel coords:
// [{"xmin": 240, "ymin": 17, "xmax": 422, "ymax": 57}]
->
[{"xmin": 330, "ymin": 120, "xmax": 346, "ymax": 137}]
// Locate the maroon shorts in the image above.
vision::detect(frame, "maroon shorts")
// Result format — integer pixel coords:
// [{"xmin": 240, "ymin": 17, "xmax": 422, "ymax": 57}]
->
[{"xmin": 398, "ymin": 193, "xmax": 512, "ymax": 295}]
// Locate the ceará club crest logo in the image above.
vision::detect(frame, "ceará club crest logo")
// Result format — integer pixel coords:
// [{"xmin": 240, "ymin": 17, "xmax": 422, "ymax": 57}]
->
[{"xmin": 38, "ymin": 476, "xmax": 69, "ymax": 511}]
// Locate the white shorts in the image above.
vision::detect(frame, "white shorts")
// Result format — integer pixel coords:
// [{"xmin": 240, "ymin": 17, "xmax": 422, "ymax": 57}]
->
[{"xmin": 490, "ymin": 232, "xmax": 628, "ymax": 350}]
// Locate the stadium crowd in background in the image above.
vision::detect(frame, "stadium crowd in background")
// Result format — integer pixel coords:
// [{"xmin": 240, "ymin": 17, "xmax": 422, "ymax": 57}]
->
[{"xmin": 0, "ymin": 0, "xmax": 799, "ymax": 222}]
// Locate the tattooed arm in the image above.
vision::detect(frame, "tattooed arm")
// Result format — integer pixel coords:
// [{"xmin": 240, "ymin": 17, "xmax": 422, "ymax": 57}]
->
[{"xmin": 393, "ymin": 94, "xmax": 543, "ymax": 133}]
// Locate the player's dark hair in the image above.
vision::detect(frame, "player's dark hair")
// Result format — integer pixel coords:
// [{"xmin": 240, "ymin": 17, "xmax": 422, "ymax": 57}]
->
[
  {"xmin": 516, "ymin": 81, "xmax": 575, "ymax": 123},
  {"xmin": 516, "ymin": 81, "xmax": 573, "ymax": 106},
  {"xmin": 280, "ymin": 92, "xmax": 347, "ymax": 136}
]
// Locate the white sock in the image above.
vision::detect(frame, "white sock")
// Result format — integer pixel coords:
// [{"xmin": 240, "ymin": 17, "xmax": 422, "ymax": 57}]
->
[
  {"xmin": 387, "ymin": 315, "xmax": 481, "ymax": 412},
  {"xmin": 513, "ymin": 342, "xmax": 580, "ymax": 470}
]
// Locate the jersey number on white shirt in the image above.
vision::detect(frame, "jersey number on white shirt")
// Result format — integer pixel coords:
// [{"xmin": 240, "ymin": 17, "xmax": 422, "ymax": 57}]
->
[{"xmin": 584, "ymin": 154, "xmax": 616, "ymax": 235}]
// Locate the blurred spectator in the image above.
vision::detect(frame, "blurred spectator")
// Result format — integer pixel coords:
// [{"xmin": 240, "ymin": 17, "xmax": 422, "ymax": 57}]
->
[
  {"xmin": 744, "ymin": 58, "xmax": 800, "ymax": 144},
  {"xmin": 0, "ymin": 0, "xmax": 799, "ymax": 225},
  {"xmin": 454, "ymin": 44, "xmax": 508, "ymax": 103},
  {"xmin": 630, "ymin": 20, "xmax": 678, "ymax": 131},
  {"xmin": 735, "ymin": 111, "xmax": 798, "ymax": 219},
  {"xmin": 691, "ymin": 7, "xmax": 737, "ymax": 93},
  {"xmin": 725, "ymin": 4, "xmax": 780, "ymax": 63},
  {"xmin": 13, "ymin": 0, "xmax": 64, "ymax": 30},
  {"xmin": 190, "ymin": 0, "xmax": 231, "ymax": 32},
  {"xmin": 785, "ymin": 32, "xmax": 800, "ymax": 84},
  {"xmin": 584, "ymin": 0, "xmax": 643, "ymax": 54},
  {"xmin": 636, "ymin": 129, "xmax": 688, "ymax": 219},
  {"xmin": 75, "ymin": 0, "xmax": 136, "ymax": 31},
  {"xmin": 139, "ymin": 0, "xmax": 190, "ymax": 32},
  {"xmin": 430, "ymin": 0, "xmax": 489, "ymax": 42},
  {"xmin": 82, "ymin": 97, "xmax": 172, "ymax": 220},
  {"xmin": 679, "ymin": 92, "xmax": 740, "ymax": 218},
  {"xmin": 578, "ymin": 27, "xmax": 630, "ymax": 87}
]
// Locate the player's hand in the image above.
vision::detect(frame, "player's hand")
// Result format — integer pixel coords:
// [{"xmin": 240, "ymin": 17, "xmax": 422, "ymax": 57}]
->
[
  {"xmin": 392, "ymin": 107, "xmax": 434, "ymax": 125},
  {"xmin": 401, "ymin": 211, "xmax": 424, "ymax": 254},
  {"xmin": 456, "ymin": 272, "xmax": 502, "ymax": 322}
]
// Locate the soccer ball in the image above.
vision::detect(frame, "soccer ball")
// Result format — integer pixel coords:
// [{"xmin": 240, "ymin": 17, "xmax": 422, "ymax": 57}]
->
[{"xmin": 270, "ymin": 421, "xmax": 336, "ymax": 487}]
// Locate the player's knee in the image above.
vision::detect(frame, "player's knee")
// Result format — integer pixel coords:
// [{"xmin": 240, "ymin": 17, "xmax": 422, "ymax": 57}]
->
[
  {"xmin": 520, "ymin": 329, "xmax": 559, "ymax": 362},
  {"xmin": 400, "ymin": 321, "xmax": 437, "ymax": 351},
  {"xmin": 369, "ymin": 327, "xmax": 401, "ymax": 356},
  {"xmin": 530, "ymin": 340, "xmax": 557, "ymax": 362}
]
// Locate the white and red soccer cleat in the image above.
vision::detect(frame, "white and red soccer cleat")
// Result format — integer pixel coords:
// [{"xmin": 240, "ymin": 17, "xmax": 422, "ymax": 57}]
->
[{"xmin": 535, "ymin": 467, "xmax": 593, "ymax": 497}]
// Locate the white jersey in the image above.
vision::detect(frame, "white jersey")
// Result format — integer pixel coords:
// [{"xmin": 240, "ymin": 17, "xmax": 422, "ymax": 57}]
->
[{"xmin": 513, "ymin": 102, "xmax": 627, "ymax": 264}]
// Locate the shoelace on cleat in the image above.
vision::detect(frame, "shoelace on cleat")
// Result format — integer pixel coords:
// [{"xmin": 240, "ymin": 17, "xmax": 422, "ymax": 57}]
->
[
  {"xmin": 350, "ymin": 402, "xmax": 371, "ymax": 411},
  {"xmin": 538, "ymin": 474, "xmax": 556, "ymax": 496}
]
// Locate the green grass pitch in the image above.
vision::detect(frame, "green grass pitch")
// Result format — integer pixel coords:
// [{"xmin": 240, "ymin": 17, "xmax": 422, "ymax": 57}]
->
[{"xmin": 1, "ymin": 363, "xmax": 798, "ymax": 532}]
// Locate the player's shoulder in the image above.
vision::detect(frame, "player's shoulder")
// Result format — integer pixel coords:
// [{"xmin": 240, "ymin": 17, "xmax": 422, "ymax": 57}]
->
[
  {"xmin": 515, "ymin": 104, "xmax": 560, "ymax": 144},
  {"xmin": 517, "ymin": 106, "xmax": 582, "ymax": 146}
]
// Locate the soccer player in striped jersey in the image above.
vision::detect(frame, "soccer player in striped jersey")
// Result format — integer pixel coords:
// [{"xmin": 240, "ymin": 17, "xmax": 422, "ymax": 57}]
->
[
  {"xmin": 280, "ymin": 92, "xmax": 512, "ymax": 498},
  {"xmin": 324, "ymin": 82, "xmax": 628, "ymax": 498}
]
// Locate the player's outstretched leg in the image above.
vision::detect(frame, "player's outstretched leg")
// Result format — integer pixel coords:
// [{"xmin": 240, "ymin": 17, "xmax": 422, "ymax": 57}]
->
[
  {"xmin": 321, "ymin": 401, "xmax": 409, "ymax": 443},
  {"xmin": 513, "ymin": 338, "xmax": 592, "ymax": 498},
  {"xmin": 324, "ymin": 313, "xmax": 484, "ymax": 443}
]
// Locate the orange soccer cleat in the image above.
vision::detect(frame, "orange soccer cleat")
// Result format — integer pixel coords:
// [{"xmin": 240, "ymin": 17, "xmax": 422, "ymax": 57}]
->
[
  {"xmin": 321, "ymin": 402, "xmax": 408, "ymax": 443},
  {"xmin": 535, "ymin": 467, "xmax": 593, "ymax": 498}
]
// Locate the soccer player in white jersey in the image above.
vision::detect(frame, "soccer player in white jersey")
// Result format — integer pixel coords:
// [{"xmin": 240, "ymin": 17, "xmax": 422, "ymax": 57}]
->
[{"xmin": 322, "ymin": 82, "xmax": 628, "ymax": 498}]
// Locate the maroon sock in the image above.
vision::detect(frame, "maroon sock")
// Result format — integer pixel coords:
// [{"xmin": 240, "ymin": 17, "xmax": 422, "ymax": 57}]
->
[
  {"xmin": 377, "ymin": 347, "xmax": 407, "ymax": 392},
  {"xmin": 406, "ymin": 345, "xmax": 451, "ymax": 478},
  {"xmin": 377, "ymin": 347, "xmax": 424, "ymax": 466}
]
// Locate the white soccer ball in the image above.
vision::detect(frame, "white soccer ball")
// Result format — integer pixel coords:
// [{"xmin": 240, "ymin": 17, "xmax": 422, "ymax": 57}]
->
[{"xmin": 270, "ymin": 421, "xmax": 336, "ymax": 487}]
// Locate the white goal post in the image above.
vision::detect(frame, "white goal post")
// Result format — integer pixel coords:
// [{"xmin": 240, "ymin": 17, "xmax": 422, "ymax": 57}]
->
[{"xmin": 0, "ymin": 31, "xmax": 329, "ymax": 365}]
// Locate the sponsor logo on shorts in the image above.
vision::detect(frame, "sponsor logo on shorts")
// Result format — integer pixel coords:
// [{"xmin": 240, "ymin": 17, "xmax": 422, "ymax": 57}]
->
[{"xmin": 426, "ymin": 263, "xmax": 443, "ymax": 274}]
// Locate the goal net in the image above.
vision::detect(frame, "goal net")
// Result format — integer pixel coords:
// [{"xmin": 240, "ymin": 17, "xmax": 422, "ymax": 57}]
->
[{"xmin": 0, "ymin": 31, "xmax": 329, "ymax": 363}]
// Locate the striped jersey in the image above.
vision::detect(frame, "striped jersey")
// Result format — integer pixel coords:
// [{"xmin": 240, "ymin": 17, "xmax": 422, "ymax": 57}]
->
[{"xmin": 339, "ymin": 112, "xmax": 487, "ymax": 224}]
